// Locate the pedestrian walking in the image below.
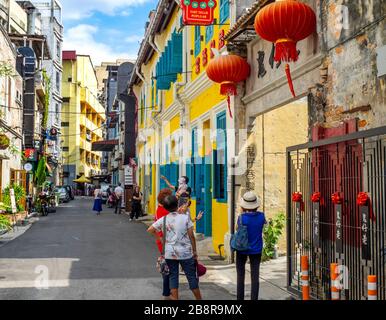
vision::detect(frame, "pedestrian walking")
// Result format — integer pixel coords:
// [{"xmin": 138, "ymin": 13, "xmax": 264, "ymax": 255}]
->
[
  {"xmin": 92, "ymin": 185, "xmax": 103, "ymax": 215},
  {"xmin": 148, "ymin": 195, "xmax": 202, "ymax": 300},
  {"xmin": 114, "ymin": 183, "xmax": 124, "ymax": 214},
  {"xmin": 233, "ymin": 191, "xmax": 266, "ymax": 300},
  {"xmin": 154, "ymin": 188, "xmax": 173, "ymax": 299},
  {"xmin": 130, "ymin": 186, "xmax": 143, "ymax": 221}
]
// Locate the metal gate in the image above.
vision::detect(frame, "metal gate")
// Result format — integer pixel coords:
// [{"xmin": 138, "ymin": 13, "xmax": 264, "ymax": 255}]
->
[{"xmin": 287, "ymin": 125, "xmax": 386, "ymax": 300}]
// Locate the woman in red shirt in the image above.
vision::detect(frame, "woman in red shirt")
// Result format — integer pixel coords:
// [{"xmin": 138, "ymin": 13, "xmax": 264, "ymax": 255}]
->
[{"xmin": 155, "ymin": 188, "xmax": 173, "ymax": 299}]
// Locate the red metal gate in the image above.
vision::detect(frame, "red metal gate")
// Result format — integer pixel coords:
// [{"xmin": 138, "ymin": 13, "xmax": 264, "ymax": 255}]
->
[{"xmin": 287, "ymin": 122, "xmax": 386, "ymax": 300}]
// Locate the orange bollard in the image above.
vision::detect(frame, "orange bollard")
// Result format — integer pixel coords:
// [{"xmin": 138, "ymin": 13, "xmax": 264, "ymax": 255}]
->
[
  {"xmin": 301, "ymin": 256, "xmax": 310, "ymax": 300},
  {"xmin": 368, "ymin": 275, "xmax": 377, "ymax": 300},
  {"xmin": 330, "ymin": 263, "xmax": 340, "ymax": 300}
]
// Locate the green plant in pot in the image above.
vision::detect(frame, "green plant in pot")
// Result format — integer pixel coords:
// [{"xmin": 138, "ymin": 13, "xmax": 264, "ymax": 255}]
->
[
  {"xmin": 262, "ymin": 212, "xmax": 286, "ymax": 262},
  {"xmin": 0, "ymin": 212, "xmax": 12, "ymax": 234},
  {"xmin": 2, "ymin": 184, "xmax": 26, "ymax": 213},
  {"xmin": 0, "ymin": 133, "xmax": 10, "ymax": 150}
]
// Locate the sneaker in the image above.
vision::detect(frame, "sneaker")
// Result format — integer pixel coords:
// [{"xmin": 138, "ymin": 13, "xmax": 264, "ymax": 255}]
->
[{"xmin": 129, "ymin": 218, "xmax": 133, "ymax": 221}]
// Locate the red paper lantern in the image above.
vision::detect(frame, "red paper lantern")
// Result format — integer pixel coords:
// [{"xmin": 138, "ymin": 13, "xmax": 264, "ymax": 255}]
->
[
  {"xmin": 331, "ymin": 192, "xmax": 343, "ymax": 205},
  {"xmin": 357, "ymin": 192, "xmax": 375, "ymax": 221},
  {"xmin": 357, "ymin": 192, "xmax": 370, "ymax": 207},
  {"xmin": 206, "ymin": 54, "xmax": 250, "ymax": 118},
  {"xmin": 311, "ymin": 192, "xmax": 321, "ymax": 203},
  {"xmin": 292, "ymin": 192, "xmax": 303, "ymax": 203},
  {"xmin": 254, "ymin": 0, "xmax": 316, "ymax": 97}
]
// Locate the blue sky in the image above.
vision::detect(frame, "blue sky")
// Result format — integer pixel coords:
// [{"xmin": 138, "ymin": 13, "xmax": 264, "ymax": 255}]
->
[{"xmin": 62, "ymin": 0, "xmax": 158, "ymax": 65}]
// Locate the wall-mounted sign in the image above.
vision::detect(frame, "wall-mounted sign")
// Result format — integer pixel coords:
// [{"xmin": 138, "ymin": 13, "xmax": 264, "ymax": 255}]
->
[
  {"xmin": 10, "ymin": 189, "xmax": 17, "ymax": 214},
  {"xmin": 24, "ymin": 163, "xmax": 33, "ymax": 172},
  {"xmin": 360, "ymin": 205, "xmax": 371, "ymax": 260},
  {"xmin": 181, "ymin": 0, "xmax": 217, "ymax": 26},
  {"xmin": 335, "ymin": 204, "xmax": 343, "ymax": 254},
  {"xmin": 34, "ymin": 140, "xmax": 40, "ymax": 150},
  {"xmin": 24, "ymin": 148, "xmax": 36, "ymax": 161},
  {"xmin": 124, "ymin": 165, "xmax": 134, "ymax": 186}
]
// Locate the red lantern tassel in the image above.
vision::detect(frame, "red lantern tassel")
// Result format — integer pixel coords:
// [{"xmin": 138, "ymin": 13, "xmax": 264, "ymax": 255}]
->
[
  {"xmin": 220, "ymin": 82, "xmax": 237, "ymax": 96},
  {"xmin": 275, "ymin": 40, "xmax": 299, "ymax": 63},
  {"xmin": 369, "ymin": 198, "xmax": 376, "ymax": 221},
  {"xmin": 285, "ymin": 64, "xmax": 296, "ymax": 98},
  {"xmin": 221, "ymin": 82, "xmax": 236, "ymax": 119},
  {"xmin": 227, "ymin": 95, "xmax": 233, "ymax": 119}
]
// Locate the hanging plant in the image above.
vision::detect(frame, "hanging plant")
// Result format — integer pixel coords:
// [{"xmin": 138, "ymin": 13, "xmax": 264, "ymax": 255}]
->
[
  {"xmin": 42, "ymin": 70, "xmax": 51, "ymax": 129},
  {"xmin": 0, "ymin": 133, "xmax": 10, "ymax": 150},
  {"xmin": 35, "ymin": 156, "xmax": 47, "ymax": 187}
]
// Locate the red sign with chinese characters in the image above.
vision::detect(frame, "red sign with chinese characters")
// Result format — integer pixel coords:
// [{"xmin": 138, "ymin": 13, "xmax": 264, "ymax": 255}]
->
[
  {"xmin": 181, "ymin": 0, "xmax": 217, "ymax": 26},
  {"xmin": 24, "ymin": 148, "xmax": 36, "ymax": 161}
]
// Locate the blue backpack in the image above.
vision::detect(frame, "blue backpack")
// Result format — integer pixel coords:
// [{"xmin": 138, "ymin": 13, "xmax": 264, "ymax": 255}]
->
[{"xmin": 230, "ymin": 215, "xmax": 250, "ymax": 251}]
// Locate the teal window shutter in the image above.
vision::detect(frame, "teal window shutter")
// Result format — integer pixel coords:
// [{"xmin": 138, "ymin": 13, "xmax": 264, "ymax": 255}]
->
[
  {"xmin": 194, "ymin": 26, "xmax": 201, "ymax": 57},
  {"xmin": 214, "ymin": 112, "xmax": 227, "ymax": 200},
  {"xmin": 171, "ymin": 32, "xmax": 183, "ymax": 74},
  {"xmin": 206, "ymin": 25, "xmax": 214, "ymax": 44},
  {"xmin": 220, "ymin": 0, "xmax": 229, "ymax": 24},
  {"xmin": 156, "ymin": 31, "xmax": 183, "ymax": 90}
]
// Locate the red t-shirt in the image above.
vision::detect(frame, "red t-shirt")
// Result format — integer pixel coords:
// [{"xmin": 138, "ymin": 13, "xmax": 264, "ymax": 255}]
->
[{"xmin": 155, "ymin": 205, "xmax": 169, "ymax": 253}]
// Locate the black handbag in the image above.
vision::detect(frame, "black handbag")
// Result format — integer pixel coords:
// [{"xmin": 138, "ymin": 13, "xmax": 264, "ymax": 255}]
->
[{"xmin": 156, "ymin": 216, "xmax": 170, "ymax": 276}]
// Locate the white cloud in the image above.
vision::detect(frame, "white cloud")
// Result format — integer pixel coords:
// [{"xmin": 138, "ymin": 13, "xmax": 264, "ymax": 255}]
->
[
  {"xmin": 63, "ymin": 24, "xmax": 136, "ymax": 66},
  {"xmin": 61, "ymin": 0, "xmax": 151, "ymax": 20},
  {"xmin": 124, "ymin": 35, "xmax": 143, "ymax": 44}
]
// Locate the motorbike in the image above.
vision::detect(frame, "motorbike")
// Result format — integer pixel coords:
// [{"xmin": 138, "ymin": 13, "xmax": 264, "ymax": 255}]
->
[{"xmin": 38, "ymin": 192, "xmax": 50, "ymax": 216}]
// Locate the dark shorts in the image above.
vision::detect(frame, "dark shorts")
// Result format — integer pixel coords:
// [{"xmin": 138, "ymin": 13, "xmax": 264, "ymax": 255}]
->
[{"xmin": 166, "ymin": 258, "xmax": 199, "ymax": 290}]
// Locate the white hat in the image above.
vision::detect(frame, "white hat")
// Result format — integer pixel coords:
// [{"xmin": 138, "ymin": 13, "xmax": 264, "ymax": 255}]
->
[{"xmin": 239, "ymin": 191, "xmax": 261, "ymax": 210}]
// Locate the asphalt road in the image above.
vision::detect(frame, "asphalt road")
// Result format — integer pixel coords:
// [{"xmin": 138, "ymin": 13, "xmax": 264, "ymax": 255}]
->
[{"xmin": 0, "ymin": 198, "xmax": 233, "ymax": 300}]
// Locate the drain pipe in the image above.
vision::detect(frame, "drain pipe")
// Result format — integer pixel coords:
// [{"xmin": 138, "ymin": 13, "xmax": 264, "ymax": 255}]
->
[
  {"xmin": 174, "ymin": 22, "xmax": 189, "ymax": 173},
  {"xmin": 149, "ymin": 35, "xmax": 161, "ymax": 54}
]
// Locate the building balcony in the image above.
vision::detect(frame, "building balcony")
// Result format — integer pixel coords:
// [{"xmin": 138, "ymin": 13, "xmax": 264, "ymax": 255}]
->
[
  {"xmin": 35, "ymin": 72, "xmax": 47, "ymax": 100},
  {"xmin": 80, "ymin": 87, "xmax": 106, "ymax": 119},
  {"xmin": 80, "ymin": 138, "xmax": 91, "ymax": 151}
]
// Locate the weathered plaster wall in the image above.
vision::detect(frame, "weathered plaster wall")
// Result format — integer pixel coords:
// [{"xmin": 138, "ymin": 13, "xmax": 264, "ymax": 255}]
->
[{"xmin": 317, "ymin": 0, "xmax": 386, "ymax": 129}]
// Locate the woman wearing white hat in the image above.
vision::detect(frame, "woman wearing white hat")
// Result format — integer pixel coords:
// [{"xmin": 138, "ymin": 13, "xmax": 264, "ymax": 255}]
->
[{"xmin": 235, "ymin": 191, "xmax": 266, "ymax": 300}]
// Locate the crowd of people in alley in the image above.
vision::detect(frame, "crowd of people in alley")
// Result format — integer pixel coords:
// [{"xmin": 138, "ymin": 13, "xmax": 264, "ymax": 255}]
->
[{"xmin": 89, "ymin": 175, "xmax": 266, "ymax": 301}]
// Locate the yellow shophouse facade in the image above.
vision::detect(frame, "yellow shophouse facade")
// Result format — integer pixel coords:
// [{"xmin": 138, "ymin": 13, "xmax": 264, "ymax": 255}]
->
[
  {"xmin": 130, "ymin": 0, "xmax": 232, "ymax": 256},
  {"xmin": 61, "ymin": 51, "xmax": 106, "ymax": 184}
]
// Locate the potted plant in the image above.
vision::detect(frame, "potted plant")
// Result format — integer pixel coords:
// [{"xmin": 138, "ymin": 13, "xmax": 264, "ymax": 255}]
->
[
  {"xmin": 0, "ymin": 133, "xmax": 10, "ymax": 150},
  {"xmin": 0, "ymin": 204, "xmax": 12, "ymax": 235},
  {"xmin": 262, "ymin": 212, "xmax": 286, "ymax": 262},
  {"xmin": 2, "ymin": 184, "xmax": 26, "ymax": 213}
]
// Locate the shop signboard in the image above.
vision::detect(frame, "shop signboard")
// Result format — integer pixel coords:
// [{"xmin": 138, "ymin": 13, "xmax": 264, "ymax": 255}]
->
[{"xmin": 181, "ymin": 0, "xmax": 217, "ymax": 26}]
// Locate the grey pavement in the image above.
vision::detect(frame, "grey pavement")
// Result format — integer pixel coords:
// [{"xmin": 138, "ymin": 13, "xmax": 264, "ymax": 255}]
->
[{"xmin": 0, "ymin": 198, "xmax": 233, "ymax": 300}]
